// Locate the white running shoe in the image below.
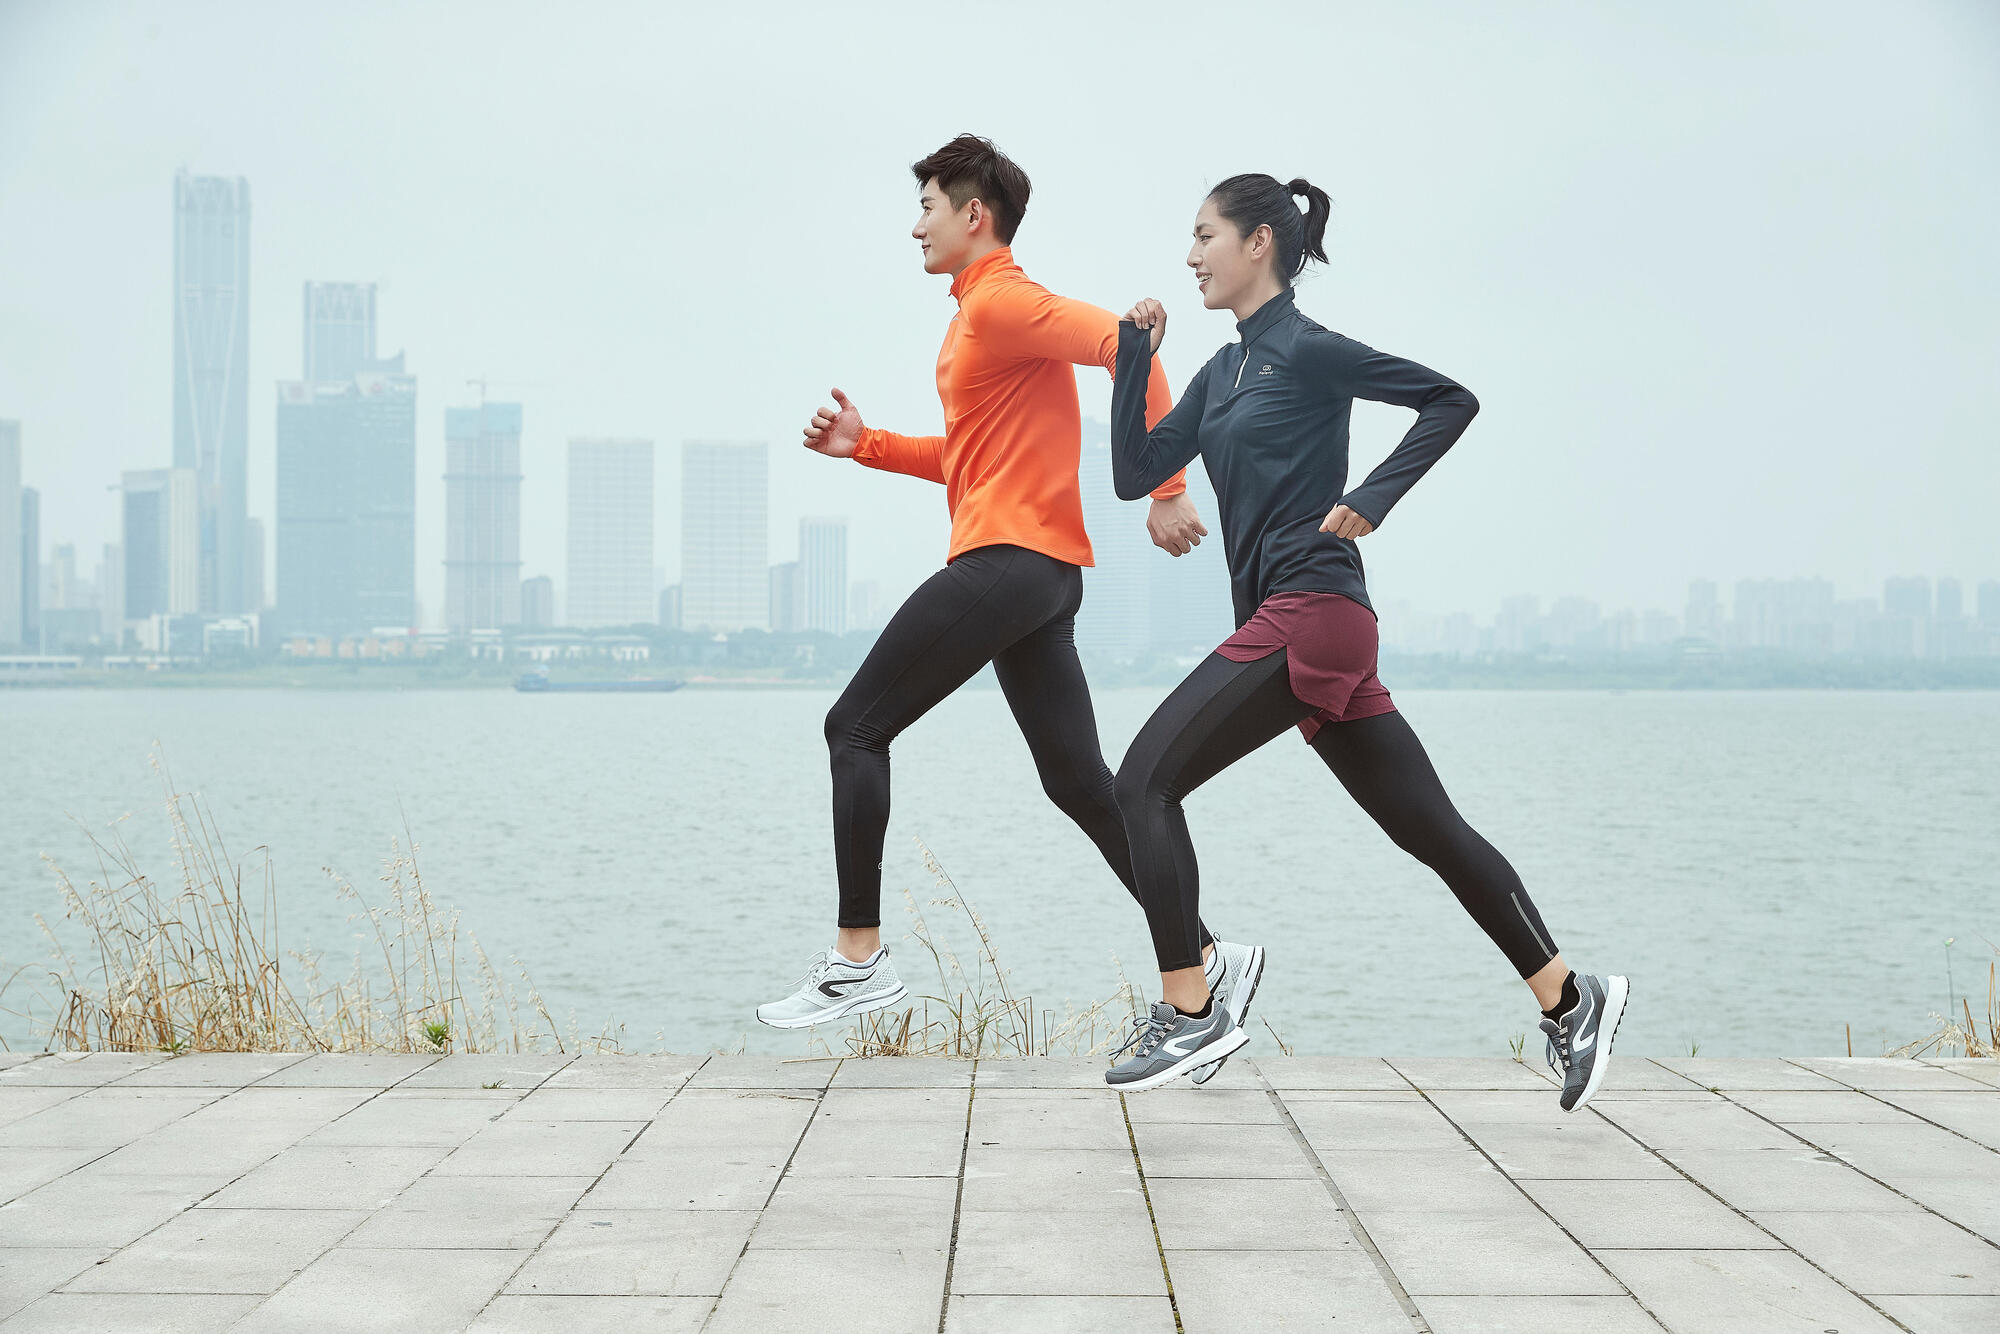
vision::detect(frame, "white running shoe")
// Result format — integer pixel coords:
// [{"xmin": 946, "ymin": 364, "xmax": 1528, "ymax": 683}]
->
[
  {"xmin": 1191, "ymin": 938, "xmax": 1265, "ymax": 1085},
  {"xmin": 755, "ymin": 947, "xmax": 908, "ymax": 1030}
]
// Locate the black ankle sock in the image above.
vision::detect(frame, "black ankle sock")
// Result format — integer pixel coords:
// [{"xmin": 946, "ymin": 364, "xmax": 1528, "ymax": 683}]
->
[
  {"xmin": 1174, "ymin": 996, "xmax": 1214, "ymax": 1021},
  {"xmin": 1542, "ymin": 972, "xmax": 1580, "ymax": 1021}
]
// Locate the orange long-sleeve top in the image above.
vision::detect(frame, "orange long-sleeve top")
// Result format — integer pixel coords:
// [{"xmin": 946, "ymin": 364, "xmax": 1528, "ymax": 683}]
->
[{"xmin": 854, "ymin": 246, "xmax": 1184, "ymax": 568}]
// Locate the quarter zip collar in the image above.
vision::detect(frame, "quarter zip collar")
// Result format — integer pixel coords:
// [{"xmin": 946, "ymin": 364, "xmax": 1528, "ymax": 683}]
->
[
  {"xmin": 1234, "ymin": 286, "xmax": 1297, "ymax": 344},
  {"xmin": 950, "ymin": 245, "xmax": 1015, "ymax": 303}
]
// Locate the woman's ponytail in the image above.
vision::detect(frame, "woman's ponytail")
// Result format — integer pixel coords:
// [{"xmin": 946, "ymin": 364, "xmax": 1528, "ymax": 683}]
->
[
  {"xmin": 1208, "ymin": 172, "xmax": 1334, "ymax": 284},
  {"xmin": 1287, "ymin": 178, "xmax": 1331, "ymax": 268}
]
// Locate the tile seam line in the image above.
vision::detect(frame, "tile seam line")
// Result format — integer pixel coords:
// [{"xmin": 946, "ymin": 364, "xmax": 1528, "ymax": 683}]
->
[
  {"xmin": 696, "ymin": 1055, "xmax": 839, "ymax": 1333},
  {"xmin": 1586, "ymin": 1085, "xmax": 1920, "ymax": 1331},
  {"xmin": 933, "ymin": 1056, "xmax": 976, "ymax": 1334},
  {"xmin": 1384, "ymin": 1061, "xmax": 1669, "ymax": 1333},
  {"xmin": 1778, "ymin": 1056, "xmax": 2000, "ymax": 1160},
  {"xmin": 468, "ymin": 1054, "xmax": 712, "ymax": 1325},
  {"xmin": 1252, "ymin": 1057, "xmax": 1432, "ymax": 1333},
  {"xmin": 1118, "ymin": 1087, "xmax": 1186, "ymax": 1334}
]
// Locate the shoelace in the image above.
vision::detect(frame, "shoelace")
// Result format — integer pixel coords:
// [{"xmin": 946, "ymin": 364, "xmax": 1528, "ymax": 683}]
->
[
  {"xmin": 1113, "ymin": 1010, "xmax": 1176, "ymax": 1061},
  {"xmin": 1544, "ymin": 1019, "xmax": 1572, "ymax": 1078},
  {"xmin": 790, "ymin": 950, "xmax": 833, "ymax": 994}
]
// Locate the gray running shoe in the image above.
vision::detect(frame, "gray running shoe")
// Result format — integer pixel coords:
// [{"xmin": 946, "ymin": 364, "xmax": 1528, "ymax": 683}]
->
[
  {"xmin": 1540, "ymin": 973, "xmax": 1629, "ymax": 1111},
  {"xmin": 1191, "ymin": 938, "xmax": 1266, "ymax": 1086},
  {"xmin": 1105, "ymin": 1000, "xmax": 1248, "ymax": 1093},
  {"xmin": 755, "ymin": 948, "xmax": 908, "ymax": 1030}
]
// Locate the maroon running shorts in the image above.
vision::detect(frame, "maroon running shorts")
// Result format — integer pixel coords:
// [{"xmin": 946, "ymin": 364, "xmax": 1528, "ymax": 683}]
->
[{"xmin": 1214, "ymin": 590, "xmax": 1398, "ymax": 743}]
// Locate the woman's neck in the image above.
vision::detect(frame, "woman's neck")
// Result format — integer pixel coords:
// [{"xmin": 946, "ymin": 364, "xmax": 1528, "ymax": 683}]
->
[{"xmin": 1231, "ymin": 277, "xmax": 1290, "ymax": 324}]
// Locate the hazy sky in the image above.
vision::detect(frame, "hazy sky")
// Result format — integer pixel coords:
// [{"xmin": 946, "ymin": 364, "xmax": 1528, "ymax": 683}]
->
[{"xmin": 2, "ymin": 1, "xmax": 1995, "ymax": 623}]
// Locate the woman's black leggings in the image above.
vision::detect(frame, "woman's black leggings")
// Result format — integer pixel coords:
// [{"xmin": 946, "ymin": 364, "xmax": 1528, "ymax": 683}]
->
[
  {"xmin": 827, "ymin": 543, "xmax": 1208, "ymax": 953},
  {"xmin": 1114, "ymin": 649, "xmax": 1558, "ymax": 977}
]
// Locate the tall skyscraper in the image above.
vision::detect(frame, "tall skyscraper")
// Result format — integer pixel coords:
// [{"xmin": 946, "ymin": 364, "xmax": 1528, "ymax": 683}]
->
[
  {"xmin": 520, "ymin": 575, "xmax": 555, "ymax": 629},
  {"xmin": 122, "ymin": 468, "xmax": 199, "ymax": 621},
  {"xmin": 798, "ymin": 517, "xmax": 848, "ymax": 635},
  {"xmin": 0, "ymin": 421, "xmax": 18, "ymax": 647},
  {"xmin": 99, "ymin": 542, "xmax": 125, "ymax": 642},
  {"xmin": 769, "ymin": 560, "xmax": 802, "ymax": 633},
  {"xmin": 566, "ymin": 439, "xmax": 655, "ymax": 627},
  {"xmin": 1147, "ymin": 457, "xmax": 1233, "ymax": 655},
  {"xmin": 1685, "ymin": 579, "xmax": 1721, "ymax": 641},
  {"xmin": 681, "ymin": 441, "xmax": 768, "ymax": 632},
  {"xmin": 277, "ymin": 283, "xmax": 417, "ymax": 636},
  {"xmin": 172, "ymin": 170, "xmax": 252, "ymax": 614},
  {"xmin": 444, "ymin": 402, "xmax": 524, "ymax": 632},
  {"xmin": 243, "ymin": 518, "xmax": 266, "ymax": 613},
  {"xmin": 18, "ymin": 488, "xmax": 37, "ymax": 650},
  {"xmin": 48, "ymin": 543, "xmax": 80, "ymax": 610},
  {"xmin": 1076, "ymin": 421, "xmax": 1151, "ymax": 662}
]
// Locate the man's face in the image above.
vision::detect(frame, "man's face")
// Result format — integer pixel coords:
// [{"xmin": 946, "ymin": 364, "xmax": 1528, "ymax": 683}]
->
[{"xmin": 912, "ymin": 177, "xmax": 979, "ymax": 275}]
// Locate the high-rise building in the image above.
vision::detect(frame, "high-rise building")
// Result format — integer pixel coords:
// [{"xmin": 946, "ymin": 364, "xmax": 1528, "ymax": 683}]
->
[
  {"xmin": 566, "ymin": 439, "xmax": 655, "ymax": 627},
  {"xmin": 798, "ymin": 517, "xmax": 848, "ymax": 635},
  {"xmin": 1936, "ymin": 577, "xmax": 1963, "ymax": 623},
  {"xmin": 277, "ymin": 284, "xmax": 417, "ymax": 637},
  {"xmin": 18, "ymin": 487, "xmax": 37, "ymax": 650},
  {"xmin": 0, "ymin": 421, "xmax": 18, "ymax": 647},
  {"xmin": 1979, "ymin": 581, "xmax": 2000, "ymax": 628},
  {"xmin": 122, "ymin": 468, "xmax": 199, "ymax": 622},
  {"xmin": 769, "ymin": 560, "xmax": 802, "ymax": 633},
  {"xmin": 98, "ymin": 542, "xmax": 125, "ymax": 643},
  {"xmin": 681, "ymin": 441, "xmax": 767, "ymax": 632},
  {"xmin": 1685, "ymin": 579, "xmax": 1721, "ymax": 642},
  {"xmin": 302, "ymin": 282, "xmax": 377, "ymax": 383},
  {"xmin": 1147, "ymin": 459, "xmax": 1233, "ymax": 656},
  {"xmin": 47, "ymin": 543, "xmax": 80, "ymax": 610},
  {"xmin": 1883, "ymin": 576, "xmax": 1932, "ymax": 619},
  {"xmin": 444, "ymin": 402, "xmax": 524, "ymax": 632},
  {"xmin": 173, "ymin": 170, "xmax": 252, "ymax": 614},
  {"xmin": 243, "ymin": 517, "xmax": 266, "ymax": 613},
  {"xmin": 1076, "ymin": 421, "xmax": 1150, "ymax": 663},
  {"xmin": 520, "ymin": 574, "xmax": 555, "ymax": 629},
  {"xmin": 658, "ymin": 584, "xmax": 682, "ymax": 631}
]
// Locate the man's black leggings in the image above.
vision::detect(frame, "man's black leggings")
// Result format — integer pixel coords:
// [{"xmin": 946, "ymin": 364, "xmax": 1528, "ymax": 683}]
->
[
  {"xmin": 1114, "ymin": 649, "xmax": 1558, "ymax": 977},
  {"xmin": 828, "ymin": 542, "xmax": 1208, "ymax": 952}
]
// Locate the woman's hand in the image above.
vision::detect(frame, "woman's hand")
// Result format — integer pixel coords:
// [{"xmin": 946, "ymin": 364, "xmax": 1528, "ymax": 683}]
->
[
  {"xmin": 1125, "ymin": 298, "xmax": 1168, "ymax": 353},
  {"xmin": 1147, "ymin": 492, "xmax": 1208, "ymax": 556},
  {"xmin": 1320, "ymin": 504, "xmax": 1374, "ymax": 539},
  {"xmin": 803, "ymin": 387, "xmax": 864, "ymax": 458}
]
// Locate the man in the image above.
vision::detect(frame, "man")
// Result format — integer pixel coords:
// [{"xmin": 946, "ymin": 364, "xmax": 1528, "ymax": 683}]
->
[{"xmin": 756, "ymin": 135, "xmax": 1263, "ymax": 1064}]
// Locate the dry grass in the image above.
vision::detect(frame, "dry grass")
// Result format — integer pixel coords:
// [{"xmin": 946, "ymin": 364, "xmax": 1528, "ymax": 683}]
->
[
  {"xmin": 1891, "ymin": 938, "xmax": 1997, "ymax": 1060},
  {"xmin": 811, "ymin": 836, "xmax": 1142, "ymax": 1060},
  {"xmin": 0, "ymin": 754, "xmax": 621, "ymax": 1056}
]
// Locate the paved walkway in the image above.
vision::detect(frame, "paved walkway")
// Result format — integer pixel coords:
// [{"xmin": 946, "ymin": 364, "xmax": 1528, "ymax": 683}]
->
[{"xmin": 1, "ymin": 1051, "xmax": 1996, "ymax": 1332}]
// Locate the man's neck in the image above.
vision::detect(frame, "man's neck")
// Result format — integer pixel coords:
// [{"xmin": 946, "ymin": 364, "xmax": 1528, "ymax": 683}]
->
[{"xmin": 948, "ymin": 237, "xmax": 1008, "ymax": 277}]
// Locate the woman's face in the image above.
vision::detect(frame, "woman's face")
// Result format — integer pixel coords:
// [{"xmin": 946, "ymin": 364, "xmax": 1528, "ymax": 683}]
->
[{"xmin": 1186, "ymin": 198, "xmax": 1271, "ymax": 312}]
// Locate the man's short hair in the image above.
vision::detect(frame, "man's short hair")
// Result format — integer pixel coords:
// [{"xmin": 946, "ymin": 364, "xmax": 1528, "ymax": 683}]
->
[{"xmin": 911, "ymin": 134, "xmax": 1031, "ymax": 244}]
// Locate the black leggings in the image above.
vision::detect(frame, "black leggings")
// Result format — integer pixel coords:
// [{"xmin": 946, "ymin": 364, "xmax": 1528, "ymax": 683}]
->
[
  {"xmin": 827, "ymin": 543, "xmax": 1207, "ymax": 951},
  {"xmin": 1115, "ymin": 649, "xmax": 1558, "ymax": 977}
]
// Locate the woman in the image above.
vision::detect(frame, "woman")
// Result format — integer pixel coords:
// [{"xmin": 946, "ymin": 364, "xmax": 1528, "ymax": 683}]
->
[{"xmin": 1101, "ymin": 173, "xmax": 1627, "ymax": 1108}]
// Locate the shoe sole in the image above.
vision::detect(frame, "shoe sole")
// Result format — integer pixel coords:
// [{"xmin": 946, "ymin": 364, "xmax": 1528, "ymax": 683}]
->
[
  {"xmin": 1567, "ymin": 974, "xmax": 1629, "ymax": 1112},
  {"xmin": 755, "ymin": 982, "xmax": 910, "ymax": 1031},
  {"xmin": 1191, "ymin": 945, "xmax": 1265, "ymax": 1086},
  {"xmin": 1108, "ymin": 1026, "xmax": 1250, "ymax": 1094}
]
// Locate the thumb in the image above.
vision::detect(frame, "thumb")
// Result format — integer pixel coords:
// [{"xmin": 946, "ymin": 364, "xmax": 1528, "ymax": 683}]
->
[
  {"xmin": 1194, "ymin": 519, "xmax": 1210, "ymax": 536},
  {"xmin": 830, "ymin": 387, "xmax": 854, "ymax": 412}
]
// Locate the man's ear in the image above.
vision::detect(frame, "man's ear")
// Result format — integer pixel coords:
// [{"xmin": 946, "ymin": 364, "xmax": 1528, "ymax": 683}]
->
[{"xmin": 965, "ymin": 197, "xmax": 986, "ymax": 235}]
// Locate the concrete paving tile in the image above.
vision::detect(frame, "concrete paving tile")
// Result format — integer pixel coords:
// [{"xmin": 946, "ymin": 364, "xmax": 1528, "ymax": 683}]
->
[
  {"xmin": 467, "ymin": 1295, "xmax": 712, "ymax": 1333},
  {"xmin": 967, "ymin": 1093, "xmax": 1128, "ymax": 1151},
  {"xmin": 1317, "ymin": 1149, "xmax": 1524, "ymax": 1214},
  {"xmin": 1129, "ymin": 1119, "xmax": 1317, "ymax": 1178},
  {"xmin": 0, "ymin": 1056, "xmax": 33, "ymax": 1068},
  {"xmin": 1663, "ymin": 1146, "xmax": 1921, "ymax": 1213},
  {"xmin": 61, "ymin": 1206, "xmax": 365, "ymax": 1294},
  {"xmin": 748, "ymin": 1174, "xmax": 957, "ymax": 1250},
  {"xmin": 511, "ymin": 1086, "xmax": 679, "ymax": 1120},
  {"xmin": 951, "ymin": 1208, "xmax": 1163, "ymax": 1295},
  {"xmin": 1920, "ymin": 1059, "xmax": 2000, "ymax": 1088},
  {"xmin": 1599, "ymin": 1248, "xmax": 1903, "ymax": 1332},
  {"xmin": 829, "ymin": 1056, "xmax": 972, "ymax": 1088},
  {"xmin": 624, "ymin": 1089, "xmax": 816, "ymax": 1155},
  {"xmin": 236, "ymin": 1245, "xmax": 525, "ymax": 1332},
  {"xmin": 1415, "ymin": 1294, "xmax": 1667, "ymax": 1333},
  {"xmin": 433, "ymin": 1118, "xmax": 645, "ymax": 1176},
  {"xmin": 202, "ymin": 1143, "xmax": 449, "ymax": 1210},
  {"xmin": 1520, "ymin": 1178, "xmax": 1780, "ymax": 1249},
  {"xmin": 1789, "ymin": 1120, "xmax": 1998, "ymax": 1179},
  {"xmin": 506, "ymin": 1209, "xmax": 757, "ymax": 1295},
  {"xmin": 1828, "ymin": 1173, "xmax": 2000, "ymax": 1243},
  {"xmin": 1730, "ymin": 1090, "xmax": 1919, "ymax": 1124},
  {"xmin": 1581, "ymin": 1058, "xmax": 1704, "ymax": 1091},
  {"xmin": 344, "ymin": 1173, "xmax": 595, "ymax": 1249},
  {"xmin": 1167, "ymin": 1247, "xmax": 1411, "ymax": 1332},
  {"xmin": 1253, "ymin": 1056, "xmax": 1406, "ymax": 1090},
  {"xmin": 786, "ymin": 1115, "xmax": 966, "ymax": 1178},
  {"xmin": 945, "ymin": 1294, "xmax": 1176, "ymax": 1333},
  {"xmin": 1590, "ymin": 1097, "xmax": 1803, "ymax": 1151},
  {"xmin": 0, "ymin": 1172, "xmax": 216, "ymax": 1247},
  {"xmin": 1872, "ymin": 1294, "xmax": 2000, "ymax": 1332},
  {"xmin": 1652, "ymin": 1058, "xmax": 1842, "ymax": 1091},
  {"xmin": 3, "ymin": 1292, "xmax": 262, "ymax": 1331},
  {"xmin": 584, "ymin": 1149, "xmax": 785, "ymax": 1210},
  {"xmin": 684, "ymin": 1055, "xmax": 837, "ymax": 1090},
  {"xmin": 1274, "ymin": 1088, "xmax": 1426, "ymax": 1102},
  {"xmin": 304, "ymin": 1091, "xmax": 513, "ymax": 1147},
  {"xmin": 189, "ymin": 1085, "xmax": 380, "ymax": 1124},
  {"xmin": 1122, "ymin": 1088, "xmax": 1286, "ymax": 1124},
  {"xmin": 0, "ymin": 1088, "xmax": 219, "ymax": 1148},
  {"xmin": 91, "ymin": 1112, "xmax": 322, "ymax": 1178},
  {"xmin": 250, "ymin": 1053, "xmax": 438, "ymax": 1086},
  {"xmin": 1289, "ymin": 1097, "xmax": 1473, "ymax": 1152},
  {"xmin": 1454, "ymin": 1118, "xmax": 1682, "ymax": 1181},
  {"xmin": 1873, "ymin": 1090, "xmax": 2000, "ymax": 1148},
  {"xmin": 542, "ymin": 1055, "xmax": 702, "ymax": 1089},
  {"xmin": 1363, "ymin": 1212, "xmax": 1622, "ymax": 1295},
  {"xmin": 816, "ymin": 1086, "xmax": 968, "ymax": 1122},
  {"xmin": 396, "ymin": 1053, "xmax": 576, "ymax": 1089},
  {"xmin": 114, "ymin": 1052, "xmax": 309, "ymax": 1087},
  {"xmin": 959, "ymin": 1147, "xmax": 1148, "ymax": 1213},
  {"xmin": 0, "ymin": 1088, "xmax": 82, "ymax": 1130},
  {"xmin": 706, "ymin": 1246, "xmax": 947, "ymax": 1333},
  {"xmin": 1791, "ymin": 1057, "xmax": 1992, "ymax": 1090},
  {"xmin": 1388, "ymin": 1058, "xmax": 1554, "ymax": 1090},
  {"xmin": 0, "ymin": 1248, "xmax": 110, "ymax": 1320},
  {"xmin": 0, "ymin": 1146, "xmax": 105, "ymax": 1204},
  {"xmin": 1749, "ymin": 1209, "xmax": 2000, "ymax": 1295},
  {"xmin": 1148, "ymin": 1177, "xmax": 1360, "ymax": 1251},
  {"xmin": 0, "ymin": 1053, "xmax": 168, "ymax": 1087},
  {"xmin": 969, "ymin": 1057, "xmax": 1107, "ymax": 1089}
]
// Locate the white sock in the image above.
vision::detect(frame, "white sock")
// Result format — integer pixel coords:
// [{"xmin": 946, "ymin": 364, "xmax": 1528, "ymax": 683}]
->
[{"xmin": 832, "ymin": 947, "xmax": 883, "ymax": 969}]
